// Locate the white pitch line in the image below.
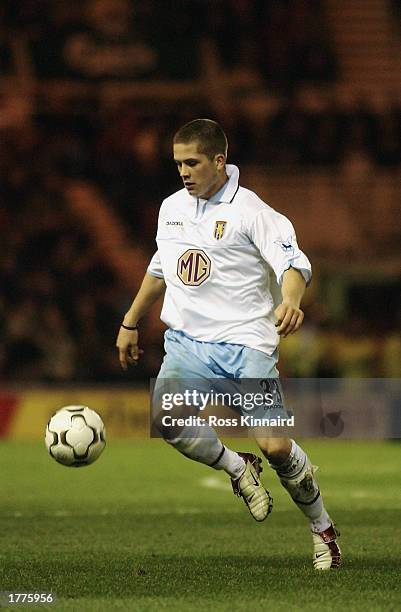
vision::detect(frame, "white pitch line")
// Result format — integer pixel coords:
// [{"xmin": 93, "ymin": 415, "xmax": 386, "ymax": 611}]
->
[
  {"xmin": 7, "ymin": 508, "xmax": 203, "ymax": 518},
  {"xmin": 349, "ymin": 490, "xmax": 401, "ymax": 500},
  {"xmin": 200, "ymin": 476, "xmax": 232, "ymax": 491}
]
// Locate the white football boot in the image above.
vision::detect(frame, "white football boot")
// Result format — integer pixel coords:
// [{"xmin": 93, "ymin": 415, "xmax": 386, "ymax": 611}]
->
[
  {"xmin": 231, "ymin": 452, "xmax": 273, "ymax": 522},
  {"xmin": 312, "ymin": 523, "xmax": 341, "ymax": 570}
]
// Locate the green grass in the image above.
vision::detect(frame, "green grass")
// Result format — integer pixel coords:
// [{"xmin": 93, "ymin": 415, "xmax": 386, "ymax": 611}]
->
[{"xmin": 1, "ymin": 439, "xmax": 400, "ymax": 611}]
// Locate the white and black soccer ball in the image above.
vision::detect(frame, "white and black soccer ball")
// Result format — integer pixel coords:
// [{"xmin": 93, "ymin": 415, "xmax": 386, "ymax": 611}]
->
[{"xmin": 45, "ymin": 406, "xmax": 106, "ymax": 467}]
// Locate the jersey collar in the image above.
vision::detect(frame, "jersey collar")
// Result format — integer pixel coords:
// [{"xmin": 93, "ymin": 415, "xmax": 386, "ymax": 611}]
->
[{"xmin": 219, "ymin": 164, "xmax": 240, "ymax": 203}]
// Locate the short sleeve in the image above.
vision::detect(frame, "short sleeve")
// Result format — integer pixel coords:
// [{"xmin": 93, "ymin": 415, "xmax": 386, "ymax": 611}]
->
[
  {"xmin": 147, "ymin": 250, "xmax": 164, "ymax": 279},
  {"xmin": 249, "ymin": 209, "xmax": 312, "ymax": 286}
]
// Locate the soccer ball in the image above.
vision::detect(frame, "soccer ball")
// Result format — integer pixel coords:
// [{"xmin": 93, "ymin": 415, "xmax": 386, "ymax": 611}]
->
[{"xmin": 45, "ymin": 406, "xmax": 106, "ymax": 467}]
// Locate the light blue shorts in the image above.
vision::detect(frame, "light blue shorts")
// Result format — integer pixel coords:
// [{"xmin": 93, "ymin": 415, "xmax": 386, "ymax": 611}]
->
[
  {"xmin": 152, "ymin": 330, "xmax": 288, "ymax": 423},
  {"xmin": 157, "ymin": 329, "xmax": 279, "ymax": 380}
]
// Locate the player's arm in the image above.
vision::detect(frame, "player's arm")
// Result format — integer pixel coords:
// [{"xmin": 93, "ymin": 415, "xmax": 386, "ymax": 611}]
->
[
  {"xmin": 116, "ymin": 272, "xmax": 166, "ymax": 370},
  {"xmin": 248, "ymin": 209, "xmax": 310, "ymax": 338},
  {"xmin": 275, "ymin": 267, "xmax": 306, "ymax": 338}
]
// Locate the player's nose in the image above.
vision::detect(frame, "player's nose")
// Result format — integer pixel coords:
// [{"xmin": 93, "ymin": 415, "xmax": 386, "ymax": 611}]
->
[{"xmin": 180, "ymin": 164, "xmax": 190, "ymax": 178}]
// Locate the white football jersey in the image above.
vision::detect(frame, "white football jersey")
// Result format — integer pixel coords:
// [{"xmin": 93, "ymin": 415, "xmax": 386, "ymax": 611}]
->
[{"xmin": 147, "ymin": 164, "xmax": 311, "ymax": 355}]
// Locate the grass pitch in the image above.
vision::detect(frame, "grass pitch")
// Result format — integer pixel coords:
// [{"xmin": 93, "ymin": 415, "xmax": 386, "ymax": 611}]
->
[{"xmin": 1, "ymin": 439, "xmax": 400, "ymax": 611}]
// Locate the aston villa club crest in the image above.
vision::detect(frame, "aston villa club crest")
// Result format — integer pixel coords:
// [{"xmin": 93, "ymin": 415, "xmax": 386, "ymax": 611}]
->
[{"xmin": 214, "ymin": 221, "xmax": 227, "ymax": 240}]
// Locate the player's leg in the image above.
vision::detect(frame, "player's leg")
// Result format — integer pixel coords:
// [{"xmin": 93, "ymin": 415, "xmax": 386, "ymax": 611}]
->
[
  {"xmin": 234, "ymin": 345, "xmax": 341, "ymax": 568},
  {"xmin": 152, "ymin": 330, "xmax": 272, "ymax": 521},
  {"xmin": 255, "ymin": 436, "xmax": 328, "ymax": 528},
  {"xmin": 154, "ymin": 329, "xmax": 243, "ymax": 477},
  {"xmin": 255, "ymin": 435, "xmax": 341, "ymax": 569},
  {"xmin": 160, "ymin": 416, "xmax": 272, "ymax": 520}
]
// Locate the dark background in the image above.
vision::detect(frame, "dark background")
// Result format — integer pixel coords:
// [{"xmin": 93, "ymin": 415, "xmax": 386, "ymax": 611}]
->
[{"xmin": 1, "ymin": 0, "xmax": 400, "ymax": 383}]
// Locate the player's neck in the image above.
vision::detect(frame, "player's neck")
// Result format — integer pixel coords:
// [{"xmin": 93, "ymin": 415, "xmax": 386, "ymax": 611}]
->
[{"xmin": 203, "ymin": 171, "xmax": 229, "ymax": 200}]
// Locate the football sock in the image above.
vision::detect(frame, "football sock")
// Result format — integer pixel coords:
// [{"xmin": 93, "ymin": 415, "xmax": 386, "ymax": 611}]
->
[
  {"xmin": 212, "ymin": 446, "xmax": 246, "ymax": 479},
  {"xmin": 166, "ymin": 423, "xmax": 245, "ymax": 478},
  {"xmin": 270, "ymin": 440, "xmax": 331, "ymax": 532}
]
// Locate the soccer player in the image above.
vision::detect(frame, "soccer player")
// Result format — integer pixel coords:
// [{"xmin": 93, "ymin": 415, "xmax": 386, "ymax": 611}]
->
[{"xmin": 116, "ymin": 119, "xmax": 341, "ymax": 570}]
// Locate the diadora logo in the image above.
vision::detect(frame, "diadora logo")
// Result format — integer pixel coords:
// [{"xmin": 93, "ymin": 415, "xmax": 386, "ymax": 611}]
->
[
  {"xmin": 166, "ymin": 221, "xmax": 183, "ymax": 226},
  {"xmin": 177, "ymin": 249, "xmax": 211, "ymax": 286},
  {"xmin": 214, "ymin": 220, "xmax": 227, "ymax": 240}
]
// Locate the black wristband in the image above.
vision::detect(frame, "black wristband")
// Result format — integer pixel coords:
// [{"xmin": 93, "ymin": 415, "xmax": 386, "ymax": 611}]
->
[{"xmin": 121, "ymin": 323, "xmax": 138, "ymax": 331}]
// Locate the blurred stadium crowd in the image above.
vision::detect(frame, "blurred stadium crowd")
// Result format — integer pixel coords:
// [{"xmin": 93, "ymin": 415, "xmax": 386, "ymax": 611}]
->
[
  {"xmin": 2, "ymin": 0, "xmax": 337, "ymax": 87},
  {"xmin": 1, "ymin": 0, "xmax": 400, "ymax": 382}
]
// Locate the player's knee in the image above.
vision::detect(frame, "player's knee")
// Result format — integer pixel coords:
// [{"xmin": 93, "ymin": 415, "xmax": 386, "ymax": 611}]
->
[
  {"xmin": 152, "ymin": 402, "xmax": 195, "ymax": 441},
  {"xmin": 153, "ymin": 413, "xmax": 185, "ymax": 442},
  {"xmin": 255, "ymin": 436, "xmax": 292, "ymax": 464}
]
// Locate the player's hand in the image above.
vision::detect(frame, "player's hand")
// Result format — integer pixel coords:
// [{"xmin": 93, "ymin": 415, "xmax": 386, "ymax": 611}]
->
[
  {"xmin": 116, "ymin": 327, "xmax": 144, "ymax": 370},
  {"xmin": 274, "ymin": 302, "xmax": 304, "ymax": 337}
]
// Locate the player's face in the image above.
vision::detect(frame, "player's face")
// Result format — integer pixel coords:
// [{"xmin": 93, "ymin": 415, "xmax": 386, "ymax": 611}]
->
[{"xmin": 173, "ymin": 141, "xmax": 226, "ymax": 199}]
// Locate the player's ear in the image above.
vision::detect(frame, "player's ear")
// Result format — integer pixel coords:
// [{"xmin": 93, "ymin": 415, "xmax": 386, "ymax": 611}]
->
[{"xmin": 215, "ymin": 154, "xmax": 226, "ymax": 171}]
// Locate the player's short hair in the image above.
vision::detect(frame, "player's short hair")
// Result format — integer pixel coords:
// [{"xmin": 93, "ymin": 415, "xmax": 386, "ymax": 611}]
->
[{"xmin": 174, "ymin": 119, "xmax": 228, "ymax": 160}]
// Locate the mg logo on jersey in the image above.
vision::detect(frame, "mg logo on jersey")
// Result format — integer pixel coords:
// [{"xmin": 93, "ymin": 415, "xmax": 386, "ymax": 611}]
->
[
  {"xmin": 214, "ymin": 220, "xmax": 227, "ymax": 240},
  {"xmin": 177, "ymin": 249, "xmax": 211, "ymax": 286}
]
